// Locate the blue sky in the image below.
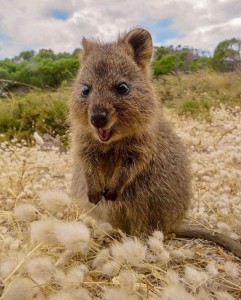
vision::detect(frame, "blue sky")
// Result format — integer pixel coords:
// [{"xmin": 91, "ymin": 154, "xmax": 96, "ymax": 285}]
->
[
  {"xmin": 47, "ymin": 9, "xmax": 71, "ymax": 21},
  {"xmin": 0, "ymin": 33, "xmax": 10, "ymax": 41},
  {"xmin": 143, "ymin": 18, "xmax": 180, "ymax": 44},
  {"xmin": 0, "ymin": 0, "xmax": 240, "ymax": 59}
]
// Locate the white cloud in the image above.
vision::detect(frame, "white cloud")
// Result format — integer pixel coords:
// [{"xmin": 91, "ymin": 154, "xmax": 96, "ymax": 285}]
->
[{"xmin": 0, "ymin": 0, "xmax": 240, "ymax": 58}]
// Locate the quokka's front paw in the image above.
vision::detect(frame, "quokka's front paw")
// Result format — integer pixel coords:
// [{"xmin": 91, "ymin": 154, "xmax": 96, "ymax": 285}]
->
[
  {"xmin": 88, "ymin": 191, "xmax": 102, "ymax": 204},
  {"xmin": 102, "ymin": 189, "xmax": 119, "ymax": 201}
]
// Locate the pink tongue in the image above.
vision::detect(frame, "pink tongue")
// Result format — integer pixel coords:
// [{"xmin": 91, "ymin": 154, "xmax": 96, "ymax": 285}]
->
[{"xmin": 98, "ymin": 128, "xmax": 110, "ymax": 140}]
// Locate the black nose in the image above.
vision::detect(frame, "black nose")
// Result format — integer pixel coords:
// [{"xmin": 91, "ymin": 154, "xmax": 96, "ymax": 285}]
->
[{"xmin": 91, "ymin": 111, "xmax": 108, "ymax": 128}]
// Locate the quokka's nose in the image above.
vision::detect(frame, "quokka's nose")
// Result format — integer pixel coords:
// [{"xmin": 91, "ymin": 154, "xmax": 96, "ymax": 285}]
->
[{"xmin": 91, "ymin": 111, "xmax": 108, "ymax": 128}]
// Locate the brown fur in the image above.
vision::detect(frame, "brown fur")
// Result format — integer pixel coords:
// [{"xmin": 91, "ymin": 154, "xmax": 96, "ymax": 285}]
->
[{"xmin": 69, "ymin": 28, "xmax": 191, "ymax": 235}]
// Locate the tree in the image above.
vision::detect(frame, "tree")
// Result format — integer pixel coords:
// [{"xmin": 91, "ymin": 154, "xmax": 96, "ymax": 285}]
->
[
  {"xmin": 153, "ymin": 55, "xmax": 181, "ymax": 76},
  {"xmin": 212, "ymin": 38, "xmax": 241, "ymax": 72},
  {"xmin": 190, "ymin": 57, "xmax": 212, "ymax": 72},
  {"xmin": 154, "ymin": 46, "xmax": 172, "ymax": 60},
  {"xmin": 36, "ymin": 49, "xmax": 55, "ymax": 61},
  {"xmin": 72, "ymin": 48, "xmax": 81, "ymax": 58},
  {"xmin": 13, "ymin": 50, "xmax": 35, "ymax": 62},
  {"xmin": 0, "ymin": 48, "xmax": 80, "ymax": 89}
]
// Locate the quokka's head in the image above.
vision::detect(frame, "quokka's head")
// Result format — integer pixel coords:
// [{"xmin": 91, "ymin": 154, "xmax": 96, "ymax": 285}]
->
[{"xmin": 71, "ymin": 28, "xmax": 157, "ymax": 143}]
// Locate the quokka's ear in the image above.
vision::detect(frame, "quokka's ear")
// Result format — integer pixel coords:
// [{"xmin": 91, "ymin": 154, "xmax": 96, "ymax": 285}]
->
[
  {"xmin": 81, "ymin": 37, "xmax": 97, "ymax": 60},
  {"xmin": 120, "ymin": 28, "xmax": 153, "ymax": 69}
]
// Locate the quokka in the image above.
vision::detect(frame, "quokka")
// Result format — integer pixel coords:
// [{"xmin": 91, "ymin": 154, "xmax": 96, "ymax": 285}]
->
[{"xmin": 70, "ymin": 28, "xmax": 241, "ymax": 258}]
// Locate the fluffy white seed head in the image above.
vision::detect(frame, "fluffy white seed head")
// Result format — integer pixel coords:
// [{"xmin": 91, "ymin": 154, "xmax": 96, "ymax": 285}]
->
[
  {"xmin": 146, "ymin": 251, "xmax": 159, "ymax": 263},
  {"xmin": 196, "ymin": 289, "xmax": 211, "ymax": 300},
  {"xmin": 161, "ymin": 283, "xmax": 195, "ymax": 300},
  {"xmin": 215, "ymin": 291, "xmax": 235, "ymax": 300},
  {"xmin": 224, "ymin": 261, "xmax": 239, "ymax": 277},
  {"xmin": 101, "ymin": 260, "xmax": 121, "ymax": 277},
  {"xmin": 157, "ymin": 250, "xmax": 170, "ymax": 265},
  {"xmin": 170, "ymin": 249, "xmax": 186, "ymax": 262},
  {"xmin": 54, "ymin": 221, "xmax": 90, "ymax": 254},
  {"xmin": 152, "ymin": 230, "xmax": 164, "ymax": 241},
  {"xmin": 118, "ymin": 270, "xmax": 137, "ymax": 293},
  {"xmin": 14, "ymin": 204, "xmax": 37, "ymax": 221},
  {"xmin": 31, "ymin": 219, "xmax": 59, "ymax": 245},
  {"xmin": 72, "ymin": 288, "xmax": 92, "ymax": 300},
  {"xmin": 3, "ymin": 236, "xmax": 15, "ymax": 248},
  {"xmin": 102, "ymin": 287, "xmax": 139, "ymax": 300},
  {"xmin": 184, "ymin": 266, "xmax": 209, "ymax": 285},
  {"xmin": 206, "ymin": 262, "xmax": 219, "ymax": 276},
  {"xmin": 93, "ymin": 222, "xmax": 113, "ymax": 238},
  {"xmin": 40, "ymin": 189, "xmax": 71, "ymax": 214},
  {"xmin": 53, "ymin": 270, "xmax": 66, "ymax": 283},
  {"xmin": 166, "ymin": 270, "xmax": 179, "ymax": 284},
  {"xmin": 148, "ymin": 236, "xmax": 164, "ymax": 254},
  {"xmin": 0, "ymin": 259, "xmax": 19, "ymax": 279},
  {"xmin": 171, "ymin": 247, "xmax": 194, "ymax": 260},
  {"xmin": 61, "ymin": 264, "xmax": 88, "ymax": 290},
  {"xmin": 81, "ymin": 215, "xmax": 97, "ymax": 226},
  {"xmin": 110, "ymin": 238, "xmax": 147, "ymax": 266},
  {"xmin": 48, "ymin": 291, "xmax": 77, "ymax": 300},
  {"xmin": 2, "ymin": 277, "xmax": 43, "ymax": 300},
  {"xmin": 92, "ymin": 248, "xmax": 110, "ymax": 270},
  {"xmin": 23, "ymin": 256, "xmax": 56, "ymax": 285},
  {"xmin": 9, "ymin": 240, "xmax": 19, "ymax": 250}
]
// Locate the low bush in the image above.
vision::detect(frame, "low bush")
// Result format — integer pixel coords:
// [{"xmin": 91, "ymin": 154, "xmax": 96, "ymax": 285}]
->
[{"xmin": 0, "ymin": 85, "xmax": 70, "ymax": 145}]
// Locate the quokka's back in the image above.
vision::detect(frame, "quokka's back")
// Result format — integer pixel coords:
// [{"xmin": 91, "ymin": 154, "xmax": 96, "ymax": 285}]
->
[{"xmin": 70, "ymin": 28, "xmax": 191, "ymax": 235}]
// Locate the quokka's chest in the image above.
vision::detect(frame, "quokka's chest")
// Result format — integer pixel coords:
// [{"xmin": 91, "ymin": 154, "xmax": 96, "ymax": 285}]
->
[{"xmin": 95, "ymin": 151, "xmax": 121, "ymax": 184}]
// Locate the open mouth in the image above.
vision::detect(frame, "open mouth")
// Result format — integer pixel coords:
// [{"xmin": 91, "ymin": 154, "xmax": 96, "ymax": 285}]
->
[{"xmin": 98, "ymin": 127, "xmax": 114, "ymax": 142}]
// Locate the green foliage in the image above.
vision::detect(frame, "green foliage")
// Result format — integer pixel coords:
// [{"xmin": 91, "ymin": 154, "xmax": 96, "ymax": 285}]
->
[
  {"xmin": 152, "ymin": 45, "xmax": 208, "ymax": 75},
  {"xmin": 212, "ymin": 38, "xmax": 241, "ymax": 72},
  {"xmin": 0, "ymin": 59, "xmax": 19, "ymax": 74},
  {"xmin": 154, "ymin": 46, "xmax": 172, "ymax": 60},
  {"xmin": 153, "ymin": 37, "xmax": 241, "ymax": 75},
  {"xmin": 190, "ymin": 57, "xmax": 213, "ymax": 72},
  {"xmin": 0, "ymin": 49, "xmax": 80, "ymax": 89},
  {"xmin": 0, "ymin": 88, "xmax": 70, "ymax": 144},
  {"xmin": 36, "ymin": 49, "xmax": 55, "ymax": 61},
  {"xmin": 0, "ymin": 67, "xmax": 9, "ymax": 79},
  {"xmin": 13, "ymin": 50, "xmax": 35, "ymax": 62},
  {"xmin": 153, "ymin": 54, "xmax": 181, "ymax": 76},
  {"xmin": 72, "ymin": 48, "xmax": 81, "ymax": 58},
  {"xmin": 180, "ymin": 98, "xmax": 211, "ymax": 116}
]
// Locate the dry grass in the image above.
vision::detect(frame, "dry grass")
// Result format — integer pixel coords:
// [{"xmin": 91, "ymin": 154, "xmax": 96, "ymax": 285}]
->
[
  {"xmin": 0, "ymin": 105, "xmax": 241, "ymax": 299},
  {"xmin": 155, "ymin": 71, "xmax": 241, "ymax": 116}
]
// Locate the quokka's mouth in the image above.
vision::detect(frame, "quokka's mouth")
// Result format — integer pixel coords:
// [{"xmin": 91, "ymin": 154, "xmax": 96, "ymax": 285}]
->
[{"xmin": 98, "ymin": 127, "xmax": 114, "ymax": 142}]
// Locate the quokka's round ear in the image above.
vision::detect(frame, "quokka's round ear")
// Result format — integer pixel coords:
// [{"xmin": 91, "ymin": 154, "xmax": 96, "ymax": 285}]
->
[
  {"xmin": 81, "ymin": 37, "xmax": 96, "ymax": 60},
  {"xmin": 120, "ymin": 28, "xmax": 153, "ymax": 69}
]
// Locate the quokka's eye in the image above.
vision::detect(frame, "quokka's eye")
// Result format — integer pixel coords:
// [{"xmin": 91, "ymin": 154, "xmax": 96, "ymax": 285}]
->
[
  {"xmin": 82, "ymin": 84, "xmax": 90, "ymax": 96},
  {"xmin": 116, "ymin": 82, "xmax": 130, "ymax": 95}
]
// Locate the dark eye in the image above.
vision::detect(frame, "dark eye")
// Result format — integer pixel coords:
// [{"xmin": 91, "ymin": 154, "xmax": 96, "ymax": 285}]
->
[
  {"xmin": 82, "ymin": 84, "xmax": 90, "ymax": 97},
  {"xmin": 116, "ymin": 82, "xmax": 130, "ymax": 95}
]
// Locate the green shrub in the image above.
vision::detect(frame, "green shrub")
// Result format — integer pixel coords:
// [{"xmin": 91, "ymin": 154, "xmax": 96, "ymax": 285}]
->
[
  {"xmin": 153, "ymin": 55, "xmax": 181, "ymax": 76},
  {"xmin": 0, "ymin": 88, "xmax": 70, "ymax": 145},
  {"xmin": 180, "ymin": 98, "xmax": 211, "ymax": 115},
  {"xmin": 190, "ymin": 57, "xmax": 213, "ymax": 72}
]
